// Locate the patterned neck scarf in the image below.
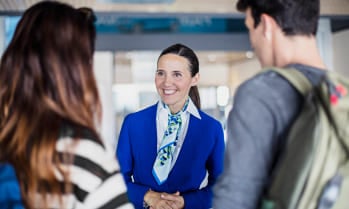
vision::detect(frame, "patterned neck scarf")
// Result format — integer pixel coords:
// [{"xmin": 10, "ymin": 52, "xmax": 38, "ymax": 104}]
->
[{"xmin": 152, "ymin": 99, "xmax": 189, "ymax": 185}]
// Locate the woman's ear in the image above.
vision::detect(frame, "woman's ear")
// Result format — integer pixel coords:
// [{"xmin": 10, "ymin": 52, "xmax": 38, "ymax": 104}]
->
[{"xmin": 191, "ymin": 73, "xmax": 200, "ymax": 86}]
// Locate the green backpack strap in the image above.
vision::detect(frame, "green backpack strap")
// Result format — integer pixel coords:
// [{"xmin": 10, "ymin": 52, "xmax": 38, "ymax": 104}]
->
[
  {"xmin": 262, "ymin": 67, "xmax": 313, "ymax": 96},
  {"xmin": 259, "ymin": 67, "xmax": 319, "ymax": 209}
]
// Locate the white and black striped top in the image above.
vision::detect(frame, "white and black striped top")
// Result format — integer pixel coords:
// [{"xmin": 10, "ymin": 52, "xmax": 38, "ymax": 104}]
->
[{"xmin": 35, "ymin": 126, "xmax": 134, "ymax": 209}]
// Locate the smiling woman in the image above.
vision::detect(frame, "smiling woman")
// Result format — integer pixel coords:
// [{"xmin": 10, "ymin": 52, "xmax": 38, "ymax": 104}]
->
[{"xmin": 116, "ymin": 43, "xmax": 225, "ymax": 209}]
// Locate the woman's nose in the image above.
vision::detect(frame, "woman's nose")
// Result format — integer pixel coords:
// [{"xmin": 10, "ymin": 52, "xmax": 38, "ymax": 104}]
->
[{"xmin": 163, "ymin": 75, "xmax": 172, "ymax": 85}]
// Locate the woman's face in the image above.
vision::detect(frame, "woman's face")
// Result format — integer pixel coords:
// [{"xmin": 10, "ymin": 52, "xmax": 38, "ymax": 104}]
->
[{"xmin": 155, "ymin": 54, "xmax": 198, "ymax": 114}]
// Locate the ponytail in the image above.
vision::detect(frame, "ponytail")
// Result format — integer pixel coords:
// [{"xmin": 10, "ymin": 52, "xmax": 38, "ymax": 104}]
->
[{"xmin": 189, "ymin": 86, "xmax": 201, "ymax": 109}]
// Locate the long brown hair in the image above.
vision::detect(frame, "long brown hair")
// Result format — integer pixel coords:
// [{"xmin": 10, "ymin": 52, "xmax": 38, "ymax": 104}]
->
[{"xmin": 0, "ymin": 1, "xmax": 100, "ymax": 208}]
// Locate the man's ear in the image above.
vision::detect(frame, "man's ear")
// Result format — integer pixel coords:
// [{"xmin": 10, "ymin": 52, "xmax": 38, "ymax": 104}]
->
[{"xmin": 260, "ymin": 13, "xmax": 274, "ymax": 41}]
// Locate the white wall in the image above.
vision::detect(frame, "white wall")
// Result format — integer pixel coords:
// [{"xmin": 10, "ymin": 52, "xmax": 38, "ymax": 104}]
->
[
  {"xmin": 93, "ymin": 52, "xmax": 116, "ymax": 150},
  {"xmin": 333, "ymin": 29, "xmax": 349, "ymax": 77},
  {"xmin": 317, "ymin": 18, "xmax": 333, "ymax": 70},
  {"xmin": 200, "ymin": 63, "xmax": 229, "ymax": 86},
  {"xmin": 229, "ymin": 58, "xmax": 261, "ymax": 94}
]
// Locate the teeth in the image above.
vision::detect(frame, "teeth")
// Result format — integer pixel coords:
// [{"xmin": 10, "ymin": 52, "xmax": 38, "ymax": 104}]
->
[{"xmin": 164, "ymin": 89, "xmax": 176, "ymax": 95}]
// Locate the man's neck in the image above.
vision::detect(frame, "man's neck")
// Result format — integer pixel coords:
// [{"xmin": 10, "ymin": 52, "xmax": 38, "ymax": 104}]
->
[{"xmin": 275, "ymin": 35, "xmax": 327, "ymax": 70}]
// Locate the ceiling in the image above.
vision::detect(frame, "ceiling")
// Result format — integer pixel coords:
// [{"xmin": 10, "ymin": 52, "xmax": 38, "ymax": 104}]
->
[
  {"xmin": 0, "ymin": 0, "xmax": 347, "ymax": 87},
  {"xmin": 0, "ymin": 0, "xmax": 348, "ymax": 15},
  {"xmin": 1, "ymin": 0, "xmax": 348, "ymax": 34},
  {"xmin": 0, "ymin": 0, "xmax": 348, "ymax": 53}
]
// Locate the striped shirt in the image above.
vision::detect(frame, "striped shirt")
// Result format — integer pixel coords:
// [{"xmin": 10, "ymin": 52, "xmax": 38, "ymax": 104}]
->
[{"xmin": 35, "ymin": 127, "xmax": 134, "ymax": 209}]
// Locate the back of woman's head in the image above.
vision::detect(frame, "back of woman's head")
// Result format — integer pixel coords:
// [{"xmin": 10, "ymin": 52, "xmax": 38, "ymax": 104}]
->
[
  {"xmin": 158, "ymin": 43, "xmax": 201, "ymax": 109},
  {"xmin": 0, "ymin": 1, "xmax": 100, "ymax": 208},
  {"xmin": 1, "ymin": 1, "xmax": 100, "ymax": 127}
]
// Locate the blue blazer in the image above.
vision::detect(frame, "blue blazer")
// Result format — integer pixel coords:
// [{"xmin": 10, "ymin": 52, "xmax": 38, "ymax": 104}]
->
[{"xmin": 117, "ymin": 104, "xmax": 225, "ymax": 209}]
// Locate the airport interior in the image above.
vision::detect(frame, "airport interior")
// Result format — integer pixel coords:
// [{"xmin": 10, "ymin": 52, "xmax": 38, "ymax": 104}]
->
[{"xmin": 0, "ymin": 0, "xmax": 348, "ymax": 149}]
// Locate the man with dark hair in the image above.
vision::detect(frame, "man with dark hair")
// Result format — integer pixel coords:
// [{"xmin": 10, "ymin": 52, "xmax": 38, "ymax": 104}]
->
[{"xmin": 213, "ymin": 0, "xmax": 327, "ymax": 208}]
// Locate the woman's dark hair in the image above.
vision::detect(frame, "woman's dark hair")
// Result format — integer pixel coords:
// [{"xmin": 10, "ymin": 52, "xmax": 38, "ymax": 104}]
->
[
  {"xmin": 237, "ymin": 0, "xmax": 320, "ymax": 36},
  {"xmin": 0, "ymin": 1, "xmax": 99, "ymax": 208},
  {"xmin": 158, "ymin": 43, "xmax": 201, "ymax": 109}
]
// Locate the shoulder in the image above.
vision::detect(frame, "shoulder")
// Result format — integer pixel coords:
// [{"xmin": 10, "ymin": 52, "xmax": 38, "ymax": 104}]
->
[
  {"xmin": 238, "ymin": 70, "xmax": 293, "ymax": 94},
  {"xmin": 229, "ymin": 69, "xmax": 303, "ymax": 136},
  {"xmin": 59, "ymin": 122, "xmax": 104, "ymax": 148},
  {"xmin": 56, "ymin": 133, "xmax": 124, "ymax": 202},
  {"xmin": 198, "ymin": 110, "xmax": 221, "ymax": 126},
  {"xmin": 195, "ymin": 111, "xmax": 224, "ymax": 135},
  {"xmin": 57, "ymin": 124, "xmax": 118, "ymax": 176},
  {"xmin": 56, "ymin": 134, "xmax": 128, "ymax": 207},
  {"xmin": 235, "ymin": 69, "xmax": 301, "ymax": 107}
]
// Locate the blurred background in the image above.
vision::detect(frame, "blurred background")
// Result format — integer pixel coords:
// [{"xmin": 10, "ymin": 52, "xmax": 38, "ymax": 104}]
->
[{"xmin": 0, "ymin": 0, "xmax": 348, "ymax": 149}]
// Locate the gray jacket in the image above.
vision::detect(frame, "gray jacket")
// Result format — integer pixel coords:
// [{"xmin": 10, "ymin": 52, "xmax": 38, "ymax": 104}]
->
[{"xmin": 213, "ymin": 64, "xmax": 325, "ymax": 209}]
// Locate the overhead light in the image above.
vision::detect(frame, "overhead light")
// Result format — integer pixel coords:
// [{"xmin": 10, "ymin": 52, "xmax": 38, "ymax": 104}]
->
[
  {"xmin": 97, "ymin": 0, "xmax": 174, "ymax": 3},
  {"xmin": 217, "ymin": 86, "xmax": 229, "ymax": 107},
  {"xmin": 245, "ymin": 51, "xmax": 254, "ymax": 59}
]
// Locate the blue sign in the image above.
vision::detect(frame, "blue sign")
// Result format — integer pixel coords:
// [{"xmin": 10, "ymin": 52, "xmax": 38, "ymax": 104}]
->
[
  {"xmin": 4, "ymin": 16, "xmax": 20, "ymax": 46},
  {"xmin": 95, "ymin": 16, "xmax": 246, "ymax": 34}
]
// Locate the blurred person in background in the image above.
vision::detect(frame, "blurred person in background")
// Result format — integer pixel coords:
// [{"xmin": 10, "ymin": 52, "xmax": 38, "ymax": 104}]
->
[
  {"xmin": 213, "ymin": 0, "xmax": 327, "ymax": 208},
  {"xmin": 0, "ymin": 1, "xmax": 132, "ymax": 208},
  {"xmin": 117, "ymin": 43, "xmax": 225, "ymax": 209}
]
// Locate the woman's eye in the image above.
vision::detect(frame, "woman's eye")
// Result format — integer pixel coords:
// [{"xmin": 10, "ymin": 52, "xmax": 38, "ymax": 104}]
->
[
  {"xmin": 156, "ymin": 71, "xmax": 164, "ymax": 76},
  {"xmin": 174, "ymin": 72, "xmax": 182, "ymax": 77}
]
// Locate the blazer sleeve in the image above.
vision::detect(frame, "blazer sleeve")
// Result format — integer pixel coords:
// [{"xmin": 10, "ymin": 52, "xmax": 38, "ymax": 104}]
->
[
  {"xmin": 116, "ymin": 115, "xmax": 149, "ymax": 208},
  {"xmin": 183, "ymin": 120, "xmax": 225, "ymax": 209}
]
